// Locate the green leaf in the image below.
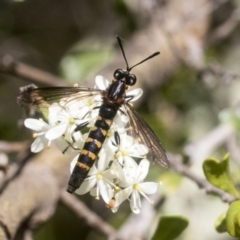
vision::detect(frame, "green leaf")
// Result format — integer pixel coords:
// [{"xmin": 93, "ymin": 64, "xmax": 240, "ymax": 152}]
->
[
  {"xmin": 202, "ymin": 153, "xmax": 239, "ymax": 197},
  {"xmin": 226, "ymin": 201, "xmax": 240, "ymax": 237},
  {"xmin": 152, "ymin": 216, "xmax": 188, "ymax": 240},
  {"xmin": 215, "ymin": 212, "xmax": 227, "ymax": 233}
]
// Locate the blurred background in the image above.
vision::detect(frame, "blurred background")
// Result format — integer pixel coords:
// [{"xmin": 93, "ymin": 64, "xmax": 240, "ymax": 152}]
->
[{"xmin": 0, "ymin": 0, "xmax": 240, "ymax": 239}]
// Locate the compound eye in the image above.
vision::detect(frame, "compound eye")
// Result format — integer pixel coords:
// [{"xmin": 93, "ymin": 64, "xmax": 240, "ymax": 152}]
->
[
  {"xmin": 114, "ymin": 69, "xmax": 125, "ymax": 80},
  {"xmin": 126, "ymin": 74, "xmax": 137, "ymax": 86}
]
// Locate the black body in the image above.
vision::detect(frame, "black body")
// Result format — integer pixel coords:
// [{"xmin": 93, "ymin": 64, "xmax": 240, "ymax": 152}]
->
[{"xmin": 67, "ymin": 80, "xmax": 125, "ymax": 193}]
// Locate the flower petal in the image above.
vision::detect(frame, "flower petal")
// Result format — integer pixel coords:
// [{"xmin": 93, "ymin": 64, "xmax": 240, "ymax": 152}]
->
[
  {"xmin": 130, "ymin": 143, "xmax": 148, "ymax": 157},
  {"xmin": 88, "ymin": 164, "xmax": 98, "ymax": 176},
  {"xmin": 111, "ymin": 206, "xmax": 119, "ymax": 213},
  {"xmin": 95, "ymin": 75, "xmax": 109, "ymax": 90},
  {"xmin": 31, "ymin": 136, "xmax": 48, "ymax": 152},
  {"xmin": 45, "ymin": 124, "xmax": 67, "ymax": 140},
  {"xmin": 97, "ymin": 149, "xmax": 112, "ymax": 171},
  {"xmin": 127, "ymin": 88, "xmax": 143, "ymax": 102},
  {"xmin": 75, "ymin": 178, "xmax": 97, "ymax": 195},
  {"xmin": 124, "ymin": 156, "xmax": 138, "ymax": 169},
  {"xmin": 24, "ymin": 118, "xmax": 48, "ymax": 131},
  {"xmin": 136, "ymin": 159, "xmax": 150, "ymax": 182},
  {"xmin": 98, "ymin": 180, "xmax": 112, "ymax": 203},
  {"xmin": 114, "ymin": 187, "xmax": 132, "ymax": 207},
  {"xmin": 139, "ymin": 182, "xmax": 158, "ymax": 194},
  {"xmin": 130, "ymin": 190, "xmax": 141, "ymax": 214}
]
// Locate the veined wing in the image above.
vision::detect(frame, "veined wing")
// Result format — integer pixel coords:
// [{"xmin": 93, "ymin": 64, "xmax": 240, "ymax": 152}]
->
[
  {"xmin": 17, "ymin": 84, "xmax": 102, "ymax": 114},
  {"xmin": 123, "ymin": 102, "xmax": 169, "ymax": 168}
]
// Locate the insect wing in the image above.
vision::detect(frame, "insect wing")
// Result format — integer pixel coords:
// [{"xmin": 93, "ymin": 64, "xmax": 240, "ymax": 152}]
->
[
  {"xmin": 17, "ymin": 85, "xmax": 102, "ymax": 118},
  {"xmin": 124, "ymin": 102, "xmax": 169, "ymax": 168}
]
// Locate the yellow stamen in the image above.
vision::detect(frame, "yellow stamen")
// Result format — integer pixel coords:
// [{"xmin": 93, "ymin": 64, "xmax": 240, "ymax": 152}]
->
[
  {"xmin": 69, "ymin": 117, "xmax": 75, "ymax": 124},
  {"xmin": 87, "ymin": 98, "xmax": 94, "ymax": 107},
  {"xmin": 115, "ymin": 152, "xmax": 121, "ymax": 158},
  {"xmin": 33, "ymin": 133, "xmax": 37, "ymax": 138},
  {"xmin": 121, "ymin": 150, "xmax": 129, "ymax": 156},
  {"xmin": 73, "ymin": 83, "xmax": 78, "ymax": 87},
  {"xmin": 133, "ymin": 184, "xmax": 142, "ymax": 192},
  {"xmin": 97, "ymin": 174, "xmax": 103, "ymax": 180}
]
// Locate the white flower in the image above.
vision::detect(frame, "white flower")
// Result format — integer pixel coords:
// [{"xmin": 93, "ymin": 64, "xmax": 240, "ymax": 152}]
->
[
  {"xmin": 73, "ymin": 149, "xmax": 116, "ymax": 203},
  {"xmin": 95, "ymin": 75, "xmax": 109, "ymax": 90},
  {"xmin": 112, "ymin": 133, "xmax": 148, "ymax": 167},
  {"xmin": 112, "ymin": 159, "xmax": 158, "ymax": 214},
  {"xmin": 45, "ymin": 103, "xmax": 88, "ymax": 142},
  {"xmin": 24, "ymin": 118, "xmax": 51, "ymax": 153}
]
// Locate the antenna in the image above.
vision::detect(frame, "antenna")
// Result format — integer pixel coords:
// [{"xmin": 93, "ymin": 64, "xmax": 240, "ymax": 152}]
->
[
  {"xmin": 116, "ymin": 36, "xmax": 130, "ymax": 71},
  {"xmin": 128, "ymin": 52, "xmax": 160, "ymax": 71},
  {"xmin": 116, "ymin": 36, "xmax": 160, "ymax": 72}
]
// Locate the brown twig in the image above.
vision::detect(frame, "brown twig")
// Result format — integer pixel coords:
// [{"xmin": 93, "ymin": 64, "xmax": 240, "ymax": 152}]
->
[
  {"xmin": 60, "ymin": 191, "xmax": 118, "ymax": 239},
  {"xmin": 0, "ymin": 148, "xmax": 70, "ymax": 240},
  {"xmin": 0, "ymin": 55, "xmax": 66, "ymax": 86},
  {"xmin": 117, "ymin": 195, "xmax": 165, "ymax": 240},
  {"xmin": 168, "ymin": 153, "xmax": 236, "ymax": 203},
  {"xmin": 205, "ymin": 62, "xmax": 240, "ymax": 83},
  {"xmin": 180, "ymin": 124, "xmax": 238, "ymax": 203},
  {"xmin": 207, "ymin": 7, "xmax": 240, "ymax": 45},
  {"xmin": 0, "ymin": 141, "xmax": 29, "ymax": 153},
  {"xmin": 0, "ymin": 151, "xmax": 33, "ymax": 192},
  {"xmin": 184, "ymin": 124, "xmax": 234, "ymax": 163}
]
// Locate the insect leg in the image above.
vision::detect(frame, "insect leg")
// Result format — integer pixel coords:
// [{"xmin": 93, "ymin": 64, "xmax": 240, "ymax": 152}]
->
[
  {"xmin": 114, "ymin": 131, "xmax": 121, "ymax": 145},
  {"xmin": 62, "ymin": 139, "xmax": 81, "ymax": 154},
  {"xmin": 112, "ymin": 131, "xmax": 125, "ymax": 167},
  {"xmin": 81, "ymin": 106, "xmax": 100, "ymax": 120},
  {"xmin": 124, "ymin": 95, "xmax": 134, "ymax": 102},
  {"xmin": 62, "ymin": 121, "xmax": 89, "ymax": 154},
  {"xmin": 72, "ymin": 121, "xmax": 89, "ymax": 142}
]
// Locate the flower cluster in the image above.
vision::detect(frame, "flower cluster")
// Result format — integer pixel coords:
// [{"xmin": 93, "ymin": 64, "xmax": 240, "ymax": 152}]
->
[{"xmin": 25, "ymin": 76, "xmax": 159, "ymax": 214}]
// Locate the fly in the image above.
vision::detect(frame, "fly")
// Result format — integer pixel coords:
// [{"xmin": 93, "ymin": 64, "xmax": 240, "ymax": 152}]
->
[{"xmin": 17, "ymin": 36, "xmax": 169, "ymax": 194}]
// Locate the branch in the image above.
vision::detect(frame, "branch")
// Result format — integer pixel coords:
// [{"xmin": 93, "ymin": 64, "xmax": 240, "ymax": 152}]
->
[
  {"xmin": 184, "ymin": 124, "xmax": 234, "ymax": 163},
  {"xmin": 168, "ymin": 153, "xmax": 236, "ymax": 203},
  {"xmin": 201, "ymin": 62, "xmax": 240, "ymax": 84},
  {"xmin": 0, "ymin": 148, "xmax": 70, "ymax": 240},
  {"xmin": 60, "ymin": 191, "xmax": 118, "ymax": 239},
  {"xmin": 117, "ymin": 195, "xmax": 165, "ymax": 240},
  {"xmin": 207, "ymin": 7, "xmax": 240, "ymax": 45},
  {"xmin": 0, "ymin": 55, "xmax": 66, "ymax": 86},
  {"xmin": 0, "ymin": 151, "xmax": 36, "ymax": 192},
  {"xmin": 0, "ymin": 141, "xmax": 29, "ymax": 153}
]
